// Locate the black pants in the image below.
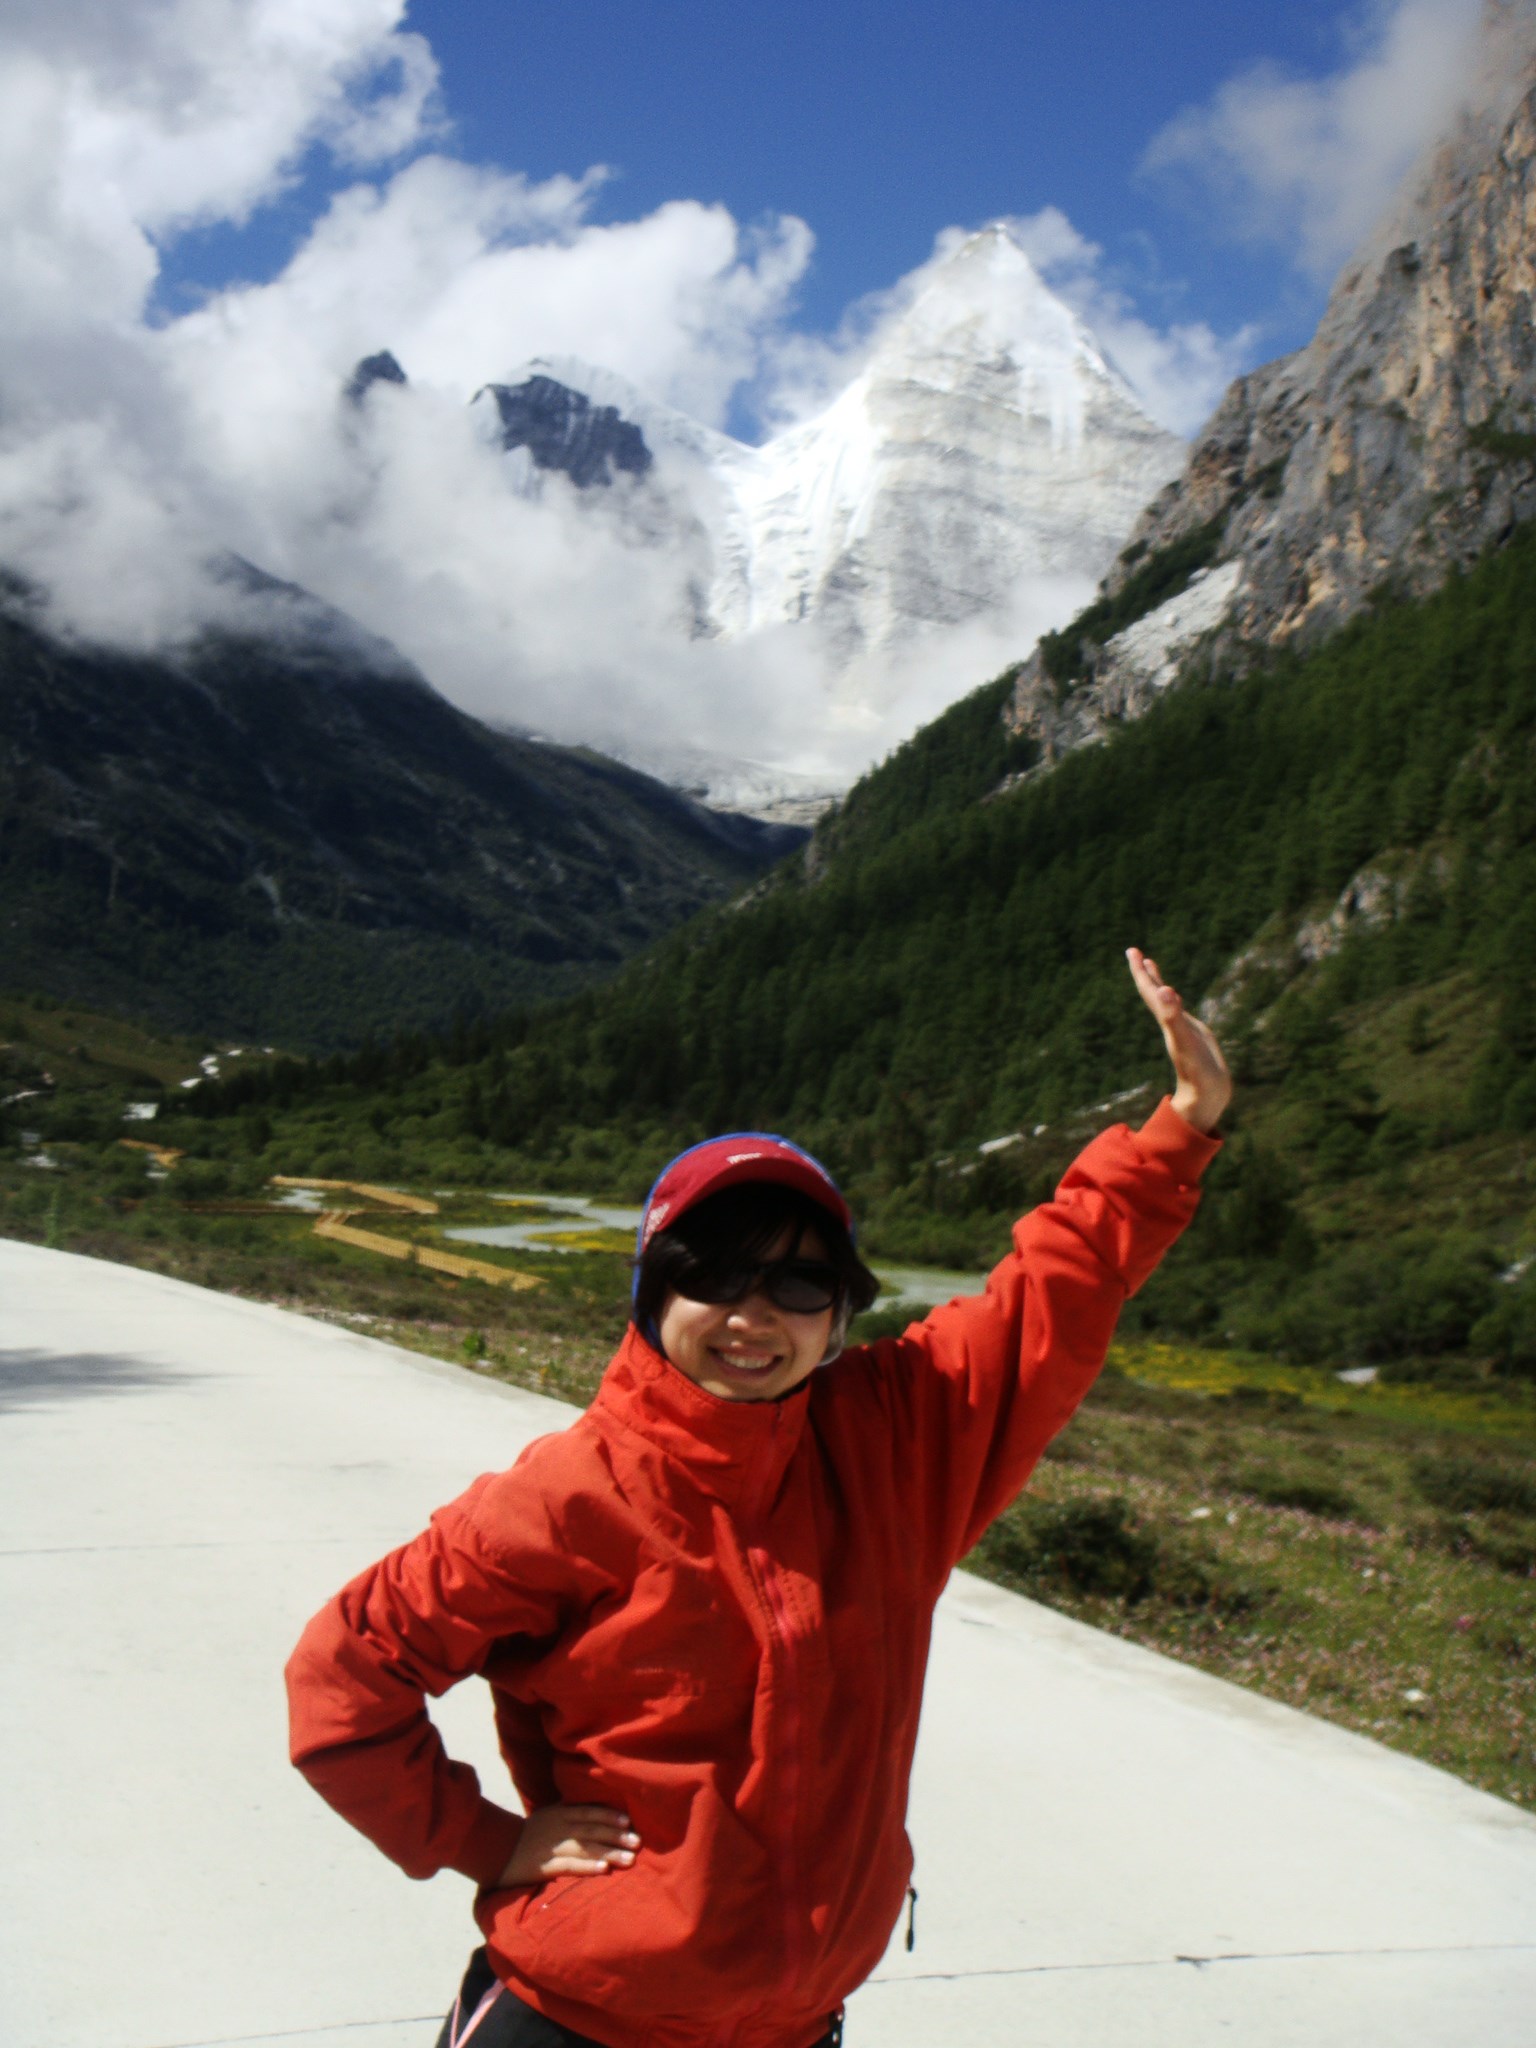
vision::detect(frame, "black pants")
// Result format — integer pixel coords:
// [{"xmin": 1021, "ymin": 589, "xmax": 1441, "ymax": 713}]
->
[{"xmin": 435, "ymin": 1947, "xmax": 843, "ymax": 2048}]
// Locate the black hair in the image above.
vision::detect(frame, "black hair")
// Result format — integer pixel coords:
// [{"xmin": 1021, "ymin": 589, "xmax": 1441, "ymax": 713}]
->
[{"xmin": 633, "ymin": 1180, "xmax": 880, "ymax": 1338}]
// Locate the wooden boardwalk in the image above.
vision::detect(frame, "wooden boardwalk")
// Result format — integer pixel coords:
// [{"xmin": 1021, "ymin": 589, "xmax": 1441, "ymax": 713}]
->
[{"xmin": 272, "ymin": 1176, "xmax": 542, "ymax": 1291}]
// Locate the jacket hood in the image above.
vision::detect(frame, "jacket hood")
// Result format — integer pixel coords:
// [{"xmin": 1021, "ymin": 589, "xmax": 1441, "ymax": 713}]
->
[{"xmin": 592, "ymin": 1322, "xmax": 812, "ymax": 1519}]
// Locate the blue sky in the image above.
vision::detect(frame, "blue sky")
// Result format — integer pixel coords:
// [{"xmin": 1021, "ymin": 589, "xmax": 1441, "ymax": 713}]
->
[
  {"xmin": 150, "ymin": 0, "xmax": 1485, "ymax": 436},
  {"xmin": 401, "ymin": 0, "xmax": 1338, "ymax": 344}
]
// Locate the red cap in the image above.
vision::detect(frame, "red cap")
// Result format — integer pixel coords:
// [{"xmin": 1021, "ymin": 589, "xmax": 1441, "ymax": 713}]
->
[{"xmin": 636, "ymin": 1132, "xmax": 852, "ymax": 1260}]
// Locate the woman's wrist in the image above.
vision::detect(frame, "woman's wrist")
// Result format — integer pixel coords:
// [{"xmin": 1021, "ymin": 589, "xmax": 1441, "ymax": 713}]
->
[{"xmin": 1170, "ymin": 1083, "xmax": 1224, "ymax": 1135}]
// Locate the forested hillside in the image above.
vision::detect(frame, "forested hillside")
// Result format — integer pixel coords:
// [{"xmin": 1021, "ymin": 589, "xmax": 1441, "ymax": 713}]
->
[
  {"xmin": 422, "ymin": 521, "xmax": 1533, "ymax": 1154},
  {"xmin": 184, "ymin": 523, "xmax": 1536, "ymax": 1377},
  {"xmin": 0, "ymin": 586, "xmax": 800, "ymax": 1048}
]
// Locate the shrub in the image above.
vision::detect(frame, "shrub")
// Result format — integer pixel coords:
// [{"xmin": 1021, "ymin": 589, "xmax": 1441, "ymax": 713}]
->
[
  {"xmin": 103, "ymin": 1152, "xmax": 153, "ymax": 1199},
  {"xmin": 974, "ymin": 1493, "xmax": 1271, "ymax": 1617},
  {"xmin": 1018, "ymin": 1496, "xmax": 1159, "ymax": 1600},
  {"xmin": 168, "ymin": 1160, "xmax": 234, "ymax": 1202},
  {"xmin": 1412, "ymin": 1452, "xmax": 1536, "ymax": 1517},
  {"xmin": 41, "ymin": 1098, "xmax": 117, "ymax": 1144},
  {"xmin": 1424, "ymin": 1512, "xmax": 1536, "ymax": 1577},
  {"xmin": 1465, "ymin": 1526, "xmax": 1536, "ymax": 1576},
  {"xmin": 1253, "ymin": 1232, "xmax": 1499, "ymax": 1365},
  {"xmin": 1312, "ymin": 1121, "xmax": 1372, "ymax": 1182},
  {"xmin": 1151, "ymin": 1535, "xmax": 1270, "ymax": 1619},
  {"xmin": 1238, "ymin": 1465, "xmax": 1362, "ymax": 1520},
  {"xmin": 1199, "ymin": 1140, "xmax": 1315, "ymax": 1266},
  {"xmin": 1470, "ymin": 1268, "xmax": 1536, "ymax": 1377}
]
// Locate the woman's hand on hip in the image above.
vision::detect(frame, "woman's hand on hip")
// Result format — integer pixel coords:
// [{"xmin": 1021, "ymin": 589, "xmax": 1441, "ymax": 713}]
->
[{"xmin": 495, "ymin": 1803, "xmax": 641, "ymax": 1887}]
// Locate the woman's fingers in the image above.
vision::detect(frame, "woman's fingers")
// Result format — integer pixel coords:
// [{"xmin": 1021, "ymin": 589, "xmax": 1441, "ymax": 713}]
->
[
  {"xmin": 1127, "ymin": 946, "xmax": 1170, "ymax": 997},
  {"xmin": 550, "ymin": 1839, "xmax": 636, "ymax": 1865},
  {"xmin": 543, "ymin": 1848, "xmax": 628, "ymax": 1874},
  {"xmin": 549, "ymin": 1811, "xmax": 640, "ymax": 1861},
  {"xmin": 500, "ymin": 1803, "xmax": 643, "ymax": 1885},
  {"xmin": 1125, "ymin": 946, "xmax": 1233, "ymax": 1133},
  {"xmin": 1127, "ymin": 947, "xmax": 1183, "ymax": 1030}
]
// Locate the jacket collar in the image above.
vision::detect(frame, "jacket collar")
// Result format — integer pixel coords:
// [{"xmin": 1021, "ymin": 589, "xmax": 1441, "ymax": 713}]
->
[{"xmin": 590, "ymin": 1323, "xmax": 811, "ymax": 1518}]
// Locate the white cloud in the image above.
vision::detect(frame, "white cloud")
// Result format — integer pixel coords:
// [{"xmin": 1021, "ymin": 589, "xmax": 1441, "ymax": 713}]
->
[
  {"xmin": 1142, "ymin": 0, "xmax": 1488, "ymax": 276},
  {"xmin": 0, "ymin": 0, "xmax": 449, "ymax": 645},
  {"xmin": 145, "ymin": 162, "xmax": 817, "ymax": 625},
  {"xmin": 0, "ymin": 0, "xmax": 816, "ymax": 675},
  {"xmin": 0, "ymin": 2, "xmax": 439, "ymax": 341},
  {"xmin": 0, "ymin": 0, "xmax": 1265, "ymax": 795},
  {"xmin": 0, "ymin": 28, "xmax": 825, "ymax": 772},
  {"xmin": 326, "ymin": 29, "xmax": 442, "ymax": 167}
]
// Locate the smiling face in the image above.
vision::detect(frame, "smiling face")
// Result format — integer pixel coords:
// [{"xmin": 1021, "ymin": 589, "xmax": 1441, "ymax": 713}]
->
[{"xmin": 656, "ymin": 1224, "xmax": 835, "ymax": 1403}]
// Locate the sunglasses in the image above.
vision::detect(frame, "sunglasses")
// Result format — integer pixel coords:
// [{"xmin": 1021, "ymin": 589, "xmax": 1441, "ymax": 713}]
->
[{"xmin": 672, "ymin": 1255, "xmax": 841, "ymax": 1315}]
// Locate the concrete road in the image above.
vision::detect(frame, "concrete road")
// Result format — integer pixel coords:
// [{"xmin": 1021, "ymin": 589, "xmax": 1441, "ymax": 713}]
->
[{"xmin": 3, "ymin": 1240, "xmax": 1534, "ymax": 2048}]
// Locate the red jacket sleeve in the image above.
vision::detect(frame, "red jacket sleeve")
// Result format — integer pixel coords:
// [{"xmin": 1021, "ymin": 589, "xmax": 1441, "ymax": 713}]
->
[
  {"xmin": 285, "ymin": 1459, "xmax": 578, "ymax": 1885},
  {"xmin": 851, "ymin": 1097, "xmax": 1219, "ymax": 1584}
]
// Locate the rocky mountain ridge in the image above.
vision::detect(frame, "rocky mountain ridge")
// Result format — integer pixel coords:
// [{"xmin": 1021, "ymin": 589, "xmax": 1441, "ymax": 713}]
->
[
  {"xmin": 1009, "ymin": 8, "xmax": 1536, "ymax": 761},
  {"xmin": 477, "ymin": 374, "xmax": 654, "ymax": 491}
]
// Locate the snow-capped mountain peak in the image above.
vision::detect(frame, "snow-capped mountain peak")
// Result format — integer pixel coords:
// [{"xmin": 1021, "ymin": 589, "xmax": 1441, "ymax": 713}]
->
[
  {"xmin": 702, "ymin": 222, "xmax": 1182, "ymax": 658},
  {"xmin": 443, "ymin": 225, "xmax": 1182, "ymax": 806},
  {"xmin": 884, "ymin": 223, "xmax": 1123, "ymax": 416},
  {"xmin": 469, "ymin": 228, "xmax": 1179, "ymax": 671}
]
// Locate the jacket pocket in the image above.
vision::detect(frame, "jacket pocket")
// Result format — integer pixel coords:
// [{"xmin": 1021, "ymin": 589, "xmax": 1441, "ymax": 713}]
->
[
  {"xmin": 474, "ymin": 1870, "xmax": 590, "ymax": 1947},
  {"xmin": 480, "ymin": 1869, "xmax": 629, "ymax": 2008}
]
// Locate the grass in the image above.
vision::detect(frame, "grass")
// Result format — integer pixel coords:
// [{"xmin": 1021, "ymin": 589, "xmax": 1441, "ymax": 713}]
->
[
  {"xmin": 1111, "ymin": 1336, "xmax": 1536, "ymax": 1439},
  {"xmin": 0, "ymin": 1154, "xmax": 629, "ymax": 1412},
  {"xmin": 0, "ymin": 991, "xmax": 220, "ymax": 1091},
  {"xmin": 970, "ymin": 1349, "xmax": 1536, "ymax": 1809}
]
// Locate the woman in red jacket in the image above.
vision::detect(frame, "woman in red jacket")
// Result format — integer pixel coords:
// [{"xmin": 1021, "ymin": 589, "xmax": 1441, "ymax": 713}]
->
[{"xmin": 286, "ymin": 949, "xmax": 1230, "ymax": 2048}]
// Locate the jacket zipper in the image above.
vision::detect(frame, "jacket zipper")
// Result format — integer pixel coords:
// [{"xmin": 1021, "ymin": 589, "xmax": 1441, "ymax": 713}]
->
[{"xmin": 748, "ymin": 1536, "xmax": 805, "ymax": 1997}]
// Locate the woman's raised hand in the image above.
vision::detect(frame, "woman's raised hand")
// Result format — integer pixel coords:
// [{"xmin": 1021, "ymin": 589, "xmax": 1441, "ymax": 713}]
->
[
  {"xmin": 495, "ymin": 1803, "xmax": 641, "ymax": 1888},
  {"xmin": 1125, "ymin": 948, "xmax": 1232, "ymax": 1135}
]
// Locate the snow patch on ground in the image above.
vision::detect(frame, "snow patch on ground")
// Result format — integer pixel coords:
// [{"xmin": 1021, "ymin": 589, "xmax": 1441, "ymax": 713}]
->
[{"xmin": 1099, "ymin": 559, "xmax": 1245, "ymax": 693}]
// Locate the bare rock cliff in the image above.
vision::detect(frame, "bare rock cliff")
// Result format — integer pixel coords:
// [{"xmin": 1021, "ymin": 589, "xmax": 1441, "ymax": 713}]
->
[{"xmin": 1010, "ymin": 3, "xmax": 1536, "ymax": 759}]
